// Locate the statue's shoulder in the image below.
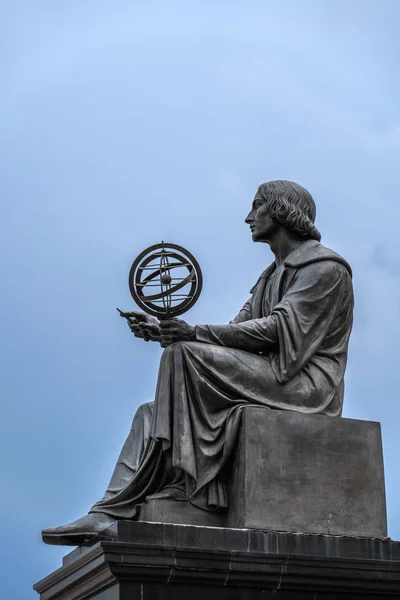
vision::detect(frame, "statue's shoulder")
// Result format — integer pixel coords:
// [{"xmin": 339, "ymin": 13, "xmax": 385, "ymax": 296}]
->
[
  {"xmin": 250, "ymin": 241, "xmax": 352, "ymax": 294},
  {"xmin": 284, "ymin": 240, "xmax": 352, "ymax": 278}
]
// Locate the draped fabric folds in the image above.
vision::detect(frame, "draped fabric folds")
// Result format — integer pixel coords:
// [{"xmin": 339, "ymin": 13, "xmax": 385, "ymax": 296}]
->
[{"xmin": 90, "ymin": 240, "xmax": 354, "ymax": 517}]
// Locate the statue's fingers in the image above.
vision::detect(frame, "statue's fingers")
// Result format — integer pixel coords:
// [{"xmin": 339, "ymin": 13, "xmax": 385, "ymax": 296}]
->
[
  {"xmin": 148, "ymin": 326, "xmax": 161, "ymax": 337},
  {"xmin": 139, "ymin": 324, "xmax": 156, "ymax": 339},
  {"xmin": 161, "ymin": 333, "xmax": 174, "ymax": 343},
  {"xmin": 132, "ymin": 324, "xmax": 147, "ymax": 340},
  {"xmin": 161, "ymin": 331, "xmax": 178, "ymax": 340},
  {"xmin": 143, "ymin": 324, "xmax": 159, "ymax": 336},
  {"xmin": 149, "ymin": 335, "xmax": 160, "ymax": 342},
  {"xmin": 141, "ymin": 323, "xmax": 157, "ymax": 332},
  {"xmin": 141, "ymin": 328, "xmax": 150, "ymax": 341},
  {"xmin": 160, "ymin": 325, "xmax": 180, "ymax": 336},
  {"xmin": 161, "ymin": 328, "xmax": 174, "ymax": 337},
  {"xmin": 159, "ymin": 320, "xmax": 174, "ymax": 330}
]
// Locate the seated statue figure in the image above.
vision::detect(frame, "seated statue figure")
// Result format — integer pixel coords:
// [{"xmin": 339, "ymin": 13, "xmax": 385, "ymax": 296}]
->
[{"xmin": 43, "ymin": 180, "xmax": 354, "ymax": 544}]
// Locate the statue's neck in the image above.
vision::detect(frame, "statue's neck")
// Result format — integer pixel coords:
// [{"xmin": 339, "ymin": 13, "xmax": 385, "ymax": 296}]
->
[{"xmin": 268, "ymin": 231, "xmax": 306, "ymax": 267}]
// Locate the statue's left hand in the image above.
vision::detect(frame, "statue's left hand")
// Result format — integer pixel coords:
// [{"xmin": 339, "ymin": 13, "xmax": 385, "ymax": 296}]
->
[{"xmin": 159, "ymin": 318, "xmax": 196, "ymax": 346}]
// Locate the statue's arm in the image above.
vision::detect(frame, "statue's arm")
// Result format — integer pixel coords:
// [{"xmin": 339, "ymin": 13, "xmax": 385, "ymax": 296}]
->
[
  {"xmin": 196, "ymin": 286, "xmax": 274, "ymax": 352},
  {"xmin": 195, "ymin": 261, "xmax": 351, "ymax": 359},
  {"xmin": 195, "ymin": 316, "xmax": 277, "ymax": 352}
]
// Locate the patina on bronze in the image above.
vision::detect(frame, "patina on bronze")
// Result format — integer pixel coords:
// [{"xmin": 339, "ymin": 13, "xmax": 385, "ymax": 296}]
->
[{"xmin": 42, "ymin": 180, "xmax": 354, "ymax": 546}]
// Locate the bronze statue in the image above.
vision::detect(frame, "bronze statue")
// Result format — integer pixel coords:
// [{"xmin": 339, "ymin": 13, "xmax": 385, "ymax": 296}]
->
[{"xmin": 42, "ymin": 180, "xmax": 354, "ymax": 545}]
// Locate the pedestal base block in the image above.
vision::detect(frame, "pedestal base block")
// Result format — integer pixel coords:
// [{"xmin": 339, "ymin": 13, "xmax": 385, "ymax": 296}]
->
[
  {"xmin": 34, "ymin": 521, "xmax": 400, "ymax": 599},
  {"xmin": 227, "ymin": 408, "xmax": 388, "ymax": 537}
]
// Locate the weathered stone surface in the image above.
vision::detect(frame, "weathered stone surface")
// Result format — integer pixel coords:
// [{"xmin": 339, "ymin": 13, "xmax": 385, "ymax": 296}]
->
[
  {"xmin": 34, "ymin": 521, "xmax": 400, "ymax": 599},
  {"xmin": 139, "ymin": 498, "xmax": 222, "ymax": 527},
  {"xmin": 226, "ymin": 407, "xmax": 387, "ymax": 537}
]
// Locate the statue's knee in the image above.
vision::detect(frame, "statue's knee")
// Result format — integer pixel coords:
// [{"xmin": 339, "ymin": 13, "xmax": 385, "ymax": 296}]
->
[
  {"xmin": 131, "ymin": 401, "xmax": 154, "ymax": 428},
  {"xmin": 137, "ymin": 401, "xmax": 154, "ymax": 413},
  {"xmin": 163, "ymin": 341, "xmax": 195, "ymax": 354},
  {"xmin": 140, "ymin": 400, "xmax": 155, "ymax": 412},
  {"xmin": 161, "ymin": 341, "xmax": 198, "ymax": 366},
  {"xmin": 161, "ymin": 342, "xmax": 183, "ymax": 358}
]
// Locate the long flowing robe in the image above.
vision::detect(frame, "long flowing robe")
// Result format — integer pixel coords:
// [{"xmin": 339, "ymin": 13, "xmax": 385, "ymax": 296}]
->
[{"xmin": 91, "ymin": 240, "xmax": 354, "ymax": 517}]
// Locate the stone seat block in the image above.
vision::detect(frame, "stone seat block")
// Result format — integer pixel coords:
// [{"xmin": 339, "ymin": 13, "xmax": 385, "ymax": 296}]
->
[{"xmin": 226, "ymin": 407, "xmax": 387, "ymax": 537}]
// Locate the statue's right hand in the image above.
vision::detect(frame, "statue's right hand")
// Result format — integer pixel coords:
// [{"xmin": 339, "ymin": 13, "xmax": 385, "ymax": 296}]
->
[{"xmin": 127, "ymin": 313, "xmax": 161, "ymax": 343}]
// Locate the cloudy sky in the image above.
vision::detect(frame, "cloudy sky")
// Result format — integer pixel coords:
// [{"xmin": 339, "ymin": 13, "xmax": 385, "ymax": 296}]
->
[{"xmin": 2, "ymin": 1, "xmax": 400, "ymax": 597}]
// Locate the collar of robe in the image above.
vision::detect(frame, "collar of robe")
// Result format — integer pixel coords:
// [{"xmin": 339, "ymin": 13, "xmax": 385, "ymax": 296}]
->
[{"xmin": 250, "ymin": 240, "xmax": 352, "ymax": 295}]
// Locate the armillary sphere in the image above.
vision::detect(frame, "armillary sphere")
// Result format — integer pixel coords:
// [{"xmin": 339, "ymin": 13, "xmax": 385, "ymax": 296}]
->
[{"xmin": 128, "ymin": 242, "xmax": 203, "ymax": 319}]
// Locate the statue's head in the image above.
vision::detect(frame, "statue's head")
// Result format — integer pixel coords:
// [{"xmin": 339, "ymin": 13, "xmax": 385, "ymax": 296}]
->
[{"xmin": 246, "ymin": 180, "xmax": 321, "ymax": 243}]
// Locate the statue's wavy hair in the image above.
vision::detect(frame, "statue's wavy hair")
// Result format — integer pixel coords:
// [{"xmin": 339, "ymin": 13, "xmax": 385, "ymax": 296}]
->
[{"xmin": 258, "ymin": 180, "xmax": 321, "ymax": 241}]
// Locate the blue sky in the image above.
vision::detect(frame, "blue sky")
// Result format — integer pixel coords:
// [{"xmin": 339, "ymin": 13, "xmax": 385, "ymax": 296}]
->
[{"xmin": 1, "ymin": 1, "xmax": 400, "ymax": 597}]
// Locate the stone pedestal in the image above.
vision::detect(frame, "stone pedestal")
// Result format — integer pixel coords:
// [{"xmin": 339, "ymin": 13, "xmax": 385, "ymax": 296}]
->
[
  {"xmin": 137, "ymin": 409, "xmax": 388, "ymax": 537},
  {"xmin": 34, "ymin": 521, "xmax": 400, "ymax": 599},
  {"xmin": 35, "ymin": 410, "xmax": 392, "ymax": 598},
  {"xmin": 226, "ymin": 408, "xmax": 387, "ymax": 537}
]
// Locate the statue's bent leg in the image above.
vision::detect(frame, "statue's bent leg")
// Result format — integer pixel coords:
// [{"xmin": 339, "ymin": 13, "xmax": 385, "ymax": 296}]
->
[
  {"xmin": 41, "ymin": 401, "xmax": 159, "ymax": 544},
  {"xmin": 95, "ymin": 401, "xmax": 155, "ymax": 503}
]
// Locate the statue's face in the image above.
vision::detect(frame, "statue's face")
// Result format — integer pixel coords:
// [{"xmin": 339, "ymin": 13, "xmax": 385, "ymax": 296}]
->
[{"xmin": 245, "ymin": 192, "xmax": 280, "ymax": 243}]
